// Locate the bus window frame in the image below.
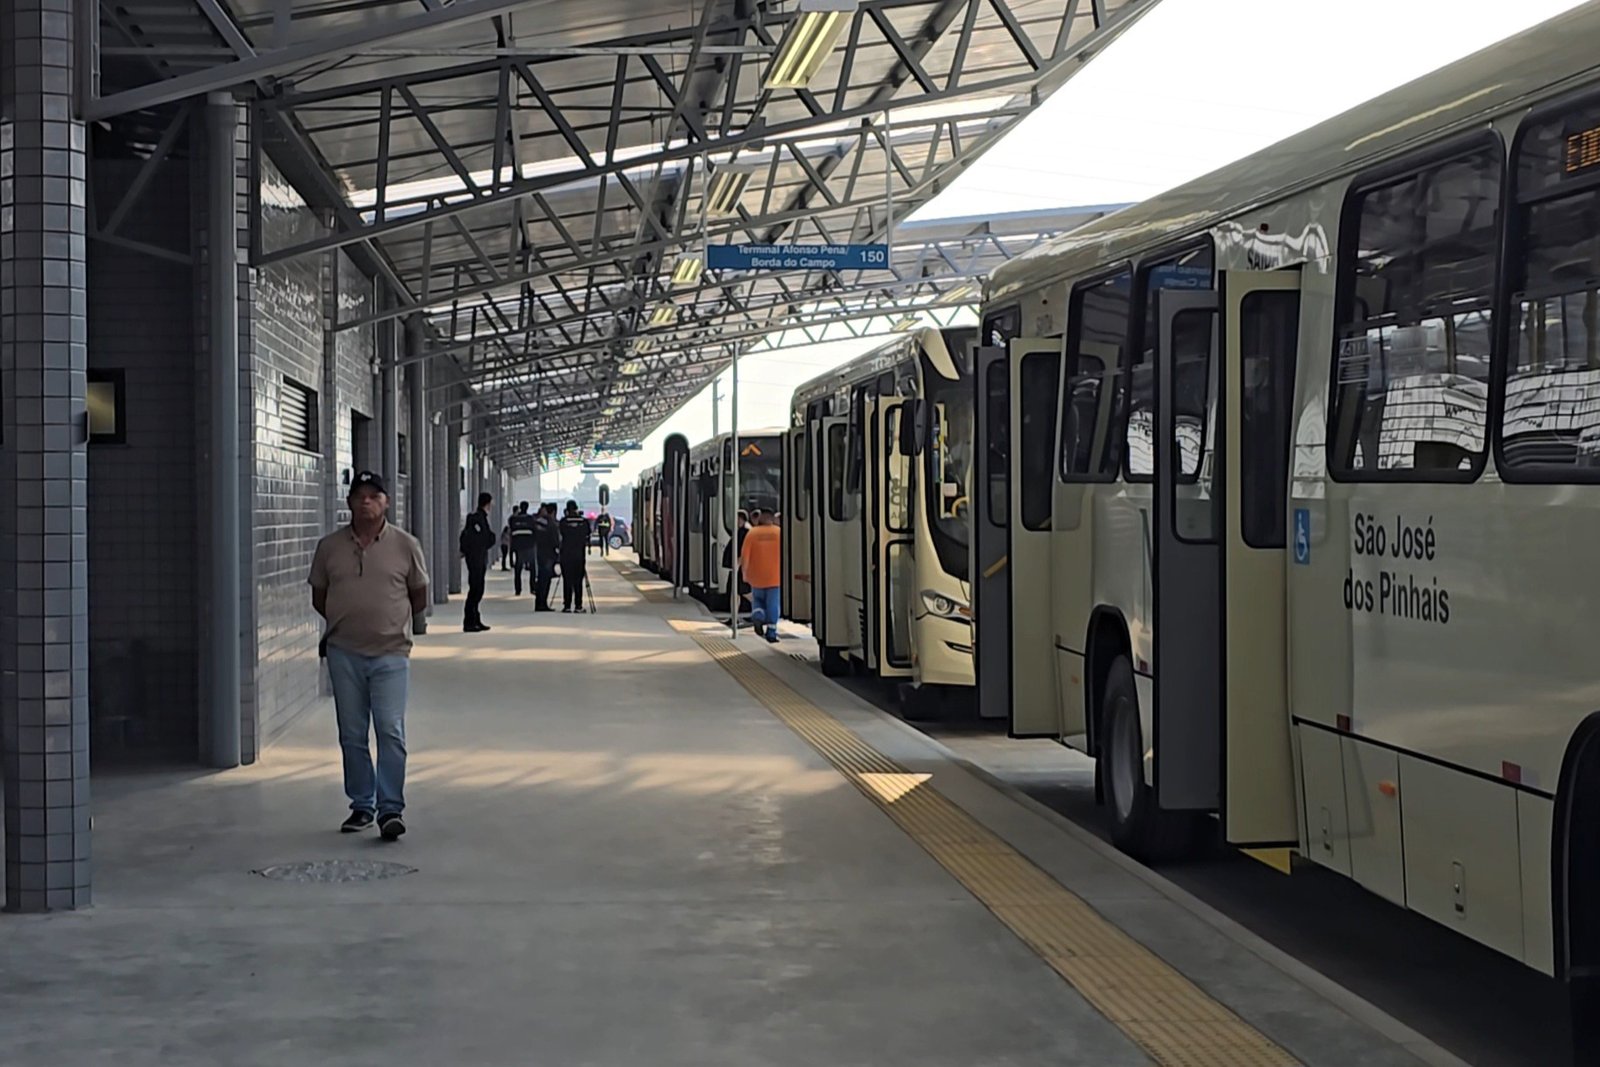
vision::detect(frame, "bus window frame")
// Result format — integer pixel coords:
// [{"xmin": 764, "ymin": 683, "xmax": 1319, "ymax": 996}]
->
[
  {"xmin": 983, "ymin": 305, "xmax": 1022, "ymax": 348},
  {"xmin": 1495, "ymin": 86, "xmax": 1600, "ymax": 484},
  {"xmin": 1059, "ymin": 263, "xmax": 1134, "ymax": 485},
  {"xmin": 1326, "ymin": 127, "xmax": 1506, "ymax": 485},
  {"xmin": 1124, "ymin": 238, "xmax": 1217, "ymax": 484}
]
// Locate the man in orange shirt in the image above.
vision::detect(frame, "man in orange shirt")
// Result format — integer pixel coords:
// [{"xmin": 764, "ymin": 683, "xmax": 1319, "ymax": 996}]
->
[{"xmin": 739, "ymin": 509, "xmax": 783, "ymax": 643}]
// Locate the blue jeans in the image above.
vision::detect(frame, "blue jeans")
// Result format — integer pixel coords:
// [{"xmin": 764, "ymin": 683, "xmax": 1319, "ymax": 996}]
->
[
  {"xmin": 750, "ymin": 586, "xmax": 781, "ymax": 639},
  {"xmin": 326, "ymin": 645, "xmax": 409, "ymax": 816}
]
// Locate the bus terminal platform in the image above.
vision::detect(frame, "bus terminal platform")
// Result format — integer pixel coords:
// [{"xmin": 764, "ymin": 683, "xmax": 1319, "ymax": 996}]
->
[{"xmin": 0, "ymin": 559, "xmax": 1464, "ymax": 1067}]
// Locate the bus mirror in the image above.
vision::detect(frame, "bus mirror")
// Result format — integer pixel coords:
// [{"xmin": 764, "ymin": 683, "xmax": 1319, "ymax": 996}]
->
[
  {"xmin": 900, "ymin": 400, "xmax": 923, "ymax": 456},
  {"xmin": 599, "ymin": 483, "xmax": 610, "ymax": 506}
]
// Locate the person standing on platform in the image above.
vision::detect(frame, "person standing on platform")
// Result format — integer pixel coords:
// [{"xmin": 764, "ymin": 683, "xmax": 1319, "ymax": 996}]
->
[
  {"xmin": 308, "ymin": 471, "xmax": 428, "ymax": 841},
  {"xmin": 507, "ymin": 501, "xmax": 537, "ymax": 596},
  {"xmin": 741, "ymin": 508, "xmax": 782, "ymax": 644},
  {"xmin": 557, "ymin": 500, "xmax": 592, "ymax": 613},
  {"xmin": 724, "ymin": 509, "xmax": 751, "ymax": 617},
  {"xmin": 498, "ymin": 522, "xmax": 511, "ymax": 571},
  {"xmin": 595, "ymin": 509, "xmax": 613, "ymax": 557},
  {"xmin": 533, "ymin": 502, "xmax": 560, "ymax": 612},
  {"xmin": 459, "ymin": 491, "xmax": 497, "ymax": 632}
]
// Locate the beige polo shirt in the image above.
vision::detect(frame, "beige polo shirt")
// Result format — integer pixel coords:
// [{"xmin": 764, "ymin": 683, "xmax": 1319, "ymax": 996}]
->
[{"xmin": 308, "ymin": 522, "xmax": 430, "ymax": 658}]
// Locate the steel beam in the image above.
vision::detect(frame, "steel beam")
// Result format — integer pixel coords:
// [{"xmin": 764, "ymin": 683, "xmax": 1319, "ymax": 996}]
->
[{"xmin": 88, "ymin": 0, "xmax": 562, "ymax": 119}]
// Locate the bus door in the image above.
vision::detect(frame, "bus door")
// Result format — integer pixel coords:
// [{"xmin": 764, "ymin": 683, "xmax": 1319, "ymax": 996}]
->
[
  {"xmin": 972, "ymin": 347, "xmax": 1009, "ymax": 721},
  {"xmin": 842, "ymin": 389, "xmax": 868, "ymax": 663},
  {"xmin": 1009, "ymin": 339, "xmax": 1063, "ymax": 736},
  {"xmin": 686, "ymin": 463, "xmax": 704, "ymax": 590},
  {"xmin": 818, "ymin": 414, "xmax": 851, "ymax": 653},
  {"xmin": 874, "ymin": 397, "xmax": 913, "ymax": 677},
  {"xmin": 783, "ymin": 427, "xmax": 811, "ymax": 624},
  {"xmin": 860, "ymin": 393, "xmax": 885, "ymax": 673},
  {"xmin": 1153, "ymin": 291, "xmax": 1221, "ymax": 810},
  {"xmin": 1052, "ymin": 341, "xmax": 1119, "ymax": 742},
  {"xmin": 1220, "ymin": 270, "xmax": 1300, "ymax": 846}
]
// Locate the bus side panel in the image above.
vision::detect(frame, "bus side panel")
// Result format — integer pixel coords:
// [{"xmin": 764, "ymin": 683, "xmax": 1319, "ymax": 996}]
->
[
  {"xmin": 1050, "ymin": 481, "xmax": 1093, "ymax": 743},
  {"xmin": 1096, "ymin": 486, "xmax": 1153, "ymax": 771}
]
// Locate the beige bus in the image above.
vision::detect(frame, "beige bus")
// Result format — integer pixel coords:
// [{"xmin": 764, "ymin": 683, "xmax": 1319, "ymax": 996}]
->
[
  {"xmin": 785, "ymin": 328, "xmax": 976, "ymax": 716},
  {"xmin": 685, "ymin": 430, "xmax": 784, "ymax": 609},
  {"xmin": 979, "ymin": 4, "xmax": 1600, "ymax": 1001}
]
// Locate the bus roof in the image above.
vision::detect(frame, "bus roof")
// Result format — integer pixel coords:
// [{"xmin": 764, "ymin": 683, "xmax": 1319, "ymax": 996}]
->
[{"xmin": 986, "ymin": 2, "xmax": 1600, "ymax": 304}]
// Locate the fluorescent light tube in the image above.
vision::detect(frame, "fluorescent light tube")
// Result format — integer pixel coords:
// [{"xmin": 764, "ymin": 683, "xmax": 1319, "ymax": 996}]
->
[
  {"xmin": 671, "ymin": 257, "xmax": 703, "ymax": 287},
  {"xmin": 766, "ymin": 1, "xmax": 856, "ymax": 90}
]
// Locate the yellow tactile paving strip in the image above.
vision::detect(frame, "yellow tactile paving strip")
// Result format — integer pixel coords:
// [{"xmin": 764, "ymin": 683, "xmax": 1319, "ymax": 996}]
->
[{"xmin": 668, "ymin": 618, "xmax": 1298, "ymax": 1067}]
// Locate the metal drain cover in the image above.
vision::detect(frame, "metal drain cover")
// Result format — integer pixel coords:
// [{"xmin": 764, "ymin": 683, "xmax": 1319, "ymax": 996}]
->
[{"xmin": 254, "ymin": 859, "xmax": 417, "ymax": 884}]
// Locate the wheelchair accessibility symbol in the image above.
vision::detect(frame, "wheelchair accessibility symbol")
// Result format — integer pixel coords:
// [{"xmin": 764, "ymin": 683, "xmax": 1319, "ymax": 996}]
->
[{"xmin": 1293, "ymin": 508, "xmax": 1311, "ymax": 565}]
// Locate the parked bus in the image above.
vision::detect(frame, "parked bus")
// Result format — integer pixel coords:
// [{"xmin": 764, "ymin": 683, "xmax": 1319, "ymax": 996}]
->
[
  {"xmin": 684, "ymin": 430, "xmax": 784, "ymax": 608},
  {"xmin": 786, "ymin": 327, "xmax": 977, "ymax": 717},
  {"xmin": 977, "ymin": 5, "xmax": 1600, "ymax": 1002},
  {"xmin": 635, "ymin": 464, "xmax": 662, "ymax": 573}
]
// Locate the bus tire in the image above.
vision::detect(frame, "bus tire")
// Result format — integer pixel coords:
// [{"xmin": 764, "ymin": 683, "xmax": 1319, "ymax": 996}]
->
[
  {"xmin": 1102, "ymin": 657, "xmax": 1198, "ymax": 863},
  {"xmin": 820, "ymin": 647, "xmax": 849, "ymax": 677}
]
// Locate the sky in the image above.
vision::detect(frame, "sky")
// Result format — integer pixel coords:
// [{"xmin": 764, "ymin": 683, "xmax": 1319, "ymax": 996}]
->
[{"xmin": 540, "ymin": 0, "xmax": 1592, "ymax": 495}]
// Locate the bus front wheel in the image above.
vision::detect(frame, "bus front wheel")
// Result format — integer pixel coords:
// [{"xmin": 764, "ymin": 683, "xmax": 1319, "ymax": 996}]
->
[{"xmin": 1102, "ymin": 657, "xmax": 1199, "ymax": 863}]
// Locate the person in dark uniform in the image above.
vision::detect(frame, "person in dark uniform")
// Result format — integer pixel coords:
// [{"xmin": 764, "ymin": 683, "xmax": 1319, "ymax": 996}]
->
[
  {"xmin": 557, "ymin": 500, "xmax": 592, "ymax": 613},
  {"xmin": 532, "ymin": 502, "xmax": 560, "ymax": 612},
  {"xmin": 459, "ymin": 491, "xmax": 497, "ymax": 632},
  {"xmin": 595, "ymin": 509, "xmax": 613, "ymax": 557},
  {"xmin": 507, "ymin": 501, "xmax": 537, "ymax": 596}
]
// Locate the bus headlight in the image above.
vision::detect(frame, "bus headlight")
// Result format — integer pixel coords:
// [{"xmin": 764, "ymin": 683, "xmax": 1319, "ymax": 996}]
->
[{"xmin": 920, "ymin": 591, "xmax": 970, "ymax": 621}]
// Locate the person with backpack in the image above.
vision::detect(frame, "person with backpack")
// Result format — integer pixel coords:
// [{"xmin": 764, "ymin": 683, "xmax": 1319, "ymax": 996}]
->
[{"xmin": 595, "ymin": 509, "xmax": 613, "ymax": 557}]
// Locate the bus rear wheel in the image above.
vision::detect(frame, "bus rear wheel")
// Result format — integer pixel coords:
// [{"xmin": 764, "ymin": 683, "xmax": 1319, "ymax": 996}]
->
[{"xmin": 1102, "ymin": 656, "xmax": 1199, "ymax": 863}]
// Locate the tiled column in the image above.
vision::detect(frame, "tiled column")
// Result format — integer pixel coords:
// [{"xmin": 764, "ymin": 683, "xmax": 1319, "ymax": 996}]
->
[{"xmin": 0, "ymin": 0, "xmax": 93, "ymax": 911}]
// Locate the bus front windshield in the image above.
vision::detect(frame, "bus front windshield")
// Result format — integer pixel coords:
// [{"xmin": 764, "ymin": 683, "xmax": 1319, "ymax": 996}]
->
[
  {"xmin": 925, "ymin": 379, "xmax": 973, "ymax": 582},
  {"xmin": 725, "ymin": 437, "xmax": 783, "ymax": 528}
]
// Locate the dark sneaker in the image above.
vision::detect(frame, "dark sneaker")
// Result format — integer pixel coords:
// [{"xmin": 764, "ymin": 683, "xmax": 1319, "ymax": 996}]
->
[
  {"xmin": 753, "ymin": 621, "xmax": 766, "ymax": 638},
  {"xmin": 341, "ymin": 811, "xmax": 376, "ymax": 833},
  {"xmin": 378, "ymin": 813, "xmax": 407, "ymax": 841},
  {"xmin": 765, "ymin": 632, "xmax": 779, "ymax": 644}
]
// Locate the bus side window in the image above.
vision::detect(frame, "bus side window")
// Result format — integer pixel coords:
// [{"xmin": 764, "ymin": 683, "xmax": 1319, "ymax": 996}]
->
[
  {"xmin": 1501, "ymin": 99, "xmax": 1600, "ymax": 477},
  {"xmin": 1060, "ymin": 269, "xmax": 1132, "ymax": 481},
  {"xmin": 1330, "ymin": 144, "xmax": 1500, "ymax": 479}
]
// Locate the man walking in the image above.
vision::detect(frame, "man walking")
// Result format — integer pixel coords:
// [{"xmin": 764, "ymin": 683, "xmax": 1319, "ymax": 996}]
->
[
  {"xmin": 460, "ymin": 491, "xmax": 497, "ymax": 632},
  {"xmin": 740, "ymin": 508, "xmax": 782, "ymax": 643},
  {"xmin": 595, "ymin": 509, "xmax": 613, "ymax": 557},
  {"xmin": 309, "ymin": 471, "xmax": 428, "ymax": 841},
  {"xmin": 557, "ymin": 500, "xmax": 592, "ymax": 613},
  {"xmin": 507, "ymin": 501, "xmax": 537, "ymax": 596},
  {"xmin": 533, "ymin": 502, "xmax": 560, "ymax": 612}
]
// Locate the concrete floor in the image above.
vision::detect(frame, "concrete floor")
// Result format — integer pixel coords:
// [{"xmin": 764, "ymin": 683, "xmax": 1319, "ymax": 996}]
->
[{"xmin": 0, "ymin": 561, "xmax": 1453, "ymax": 1066}]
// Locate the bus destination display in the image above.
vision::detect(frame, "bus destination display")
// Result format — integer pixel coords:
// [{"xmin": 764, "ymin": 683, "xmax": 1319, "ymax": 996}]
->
[{"xmin": 1564, "ymin": 122, "xmax": 1600, "ymax": 176}]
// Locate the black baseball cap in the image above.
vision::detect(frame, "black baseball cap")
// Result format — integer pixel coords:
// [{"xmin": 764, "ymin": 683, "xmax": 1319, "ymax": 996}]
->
[{"xmin": 350, "ymin": 470, "xmax": 387, "ymax": 496}]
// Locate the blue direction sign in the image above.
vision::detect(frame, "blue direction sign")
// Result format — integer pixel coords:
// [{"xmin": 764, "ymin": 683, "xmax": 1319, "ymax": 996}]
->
[{"xmin": 707, "ymin": 243, "xmax": 891, "ymax": 272}]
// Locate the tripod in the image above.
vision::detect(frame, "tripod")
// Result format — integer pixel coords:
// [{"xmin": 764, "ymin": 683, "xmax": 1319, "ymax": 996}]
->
[{"xmin": 550, "ymin": 566, "xmax": 598, "ymax": 614}]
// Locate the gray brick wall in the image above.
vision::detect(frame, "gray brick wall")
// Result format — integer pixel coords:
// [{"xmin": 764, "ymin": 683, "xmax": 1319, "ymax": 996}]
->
[
  {"xmin": 0, "ymin": 0, "xmax": 93, "ymax": 912},
  {"xmin": 252, "ymin": 155, "xmax": 328, "ymax": 749},
  {"xmin": 85, "ymin": 158, "xmax": 198, "ymax": 759},
  {"xmin": 333, "ymin": 250, "xmax": 374, "ymax": 527}
]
